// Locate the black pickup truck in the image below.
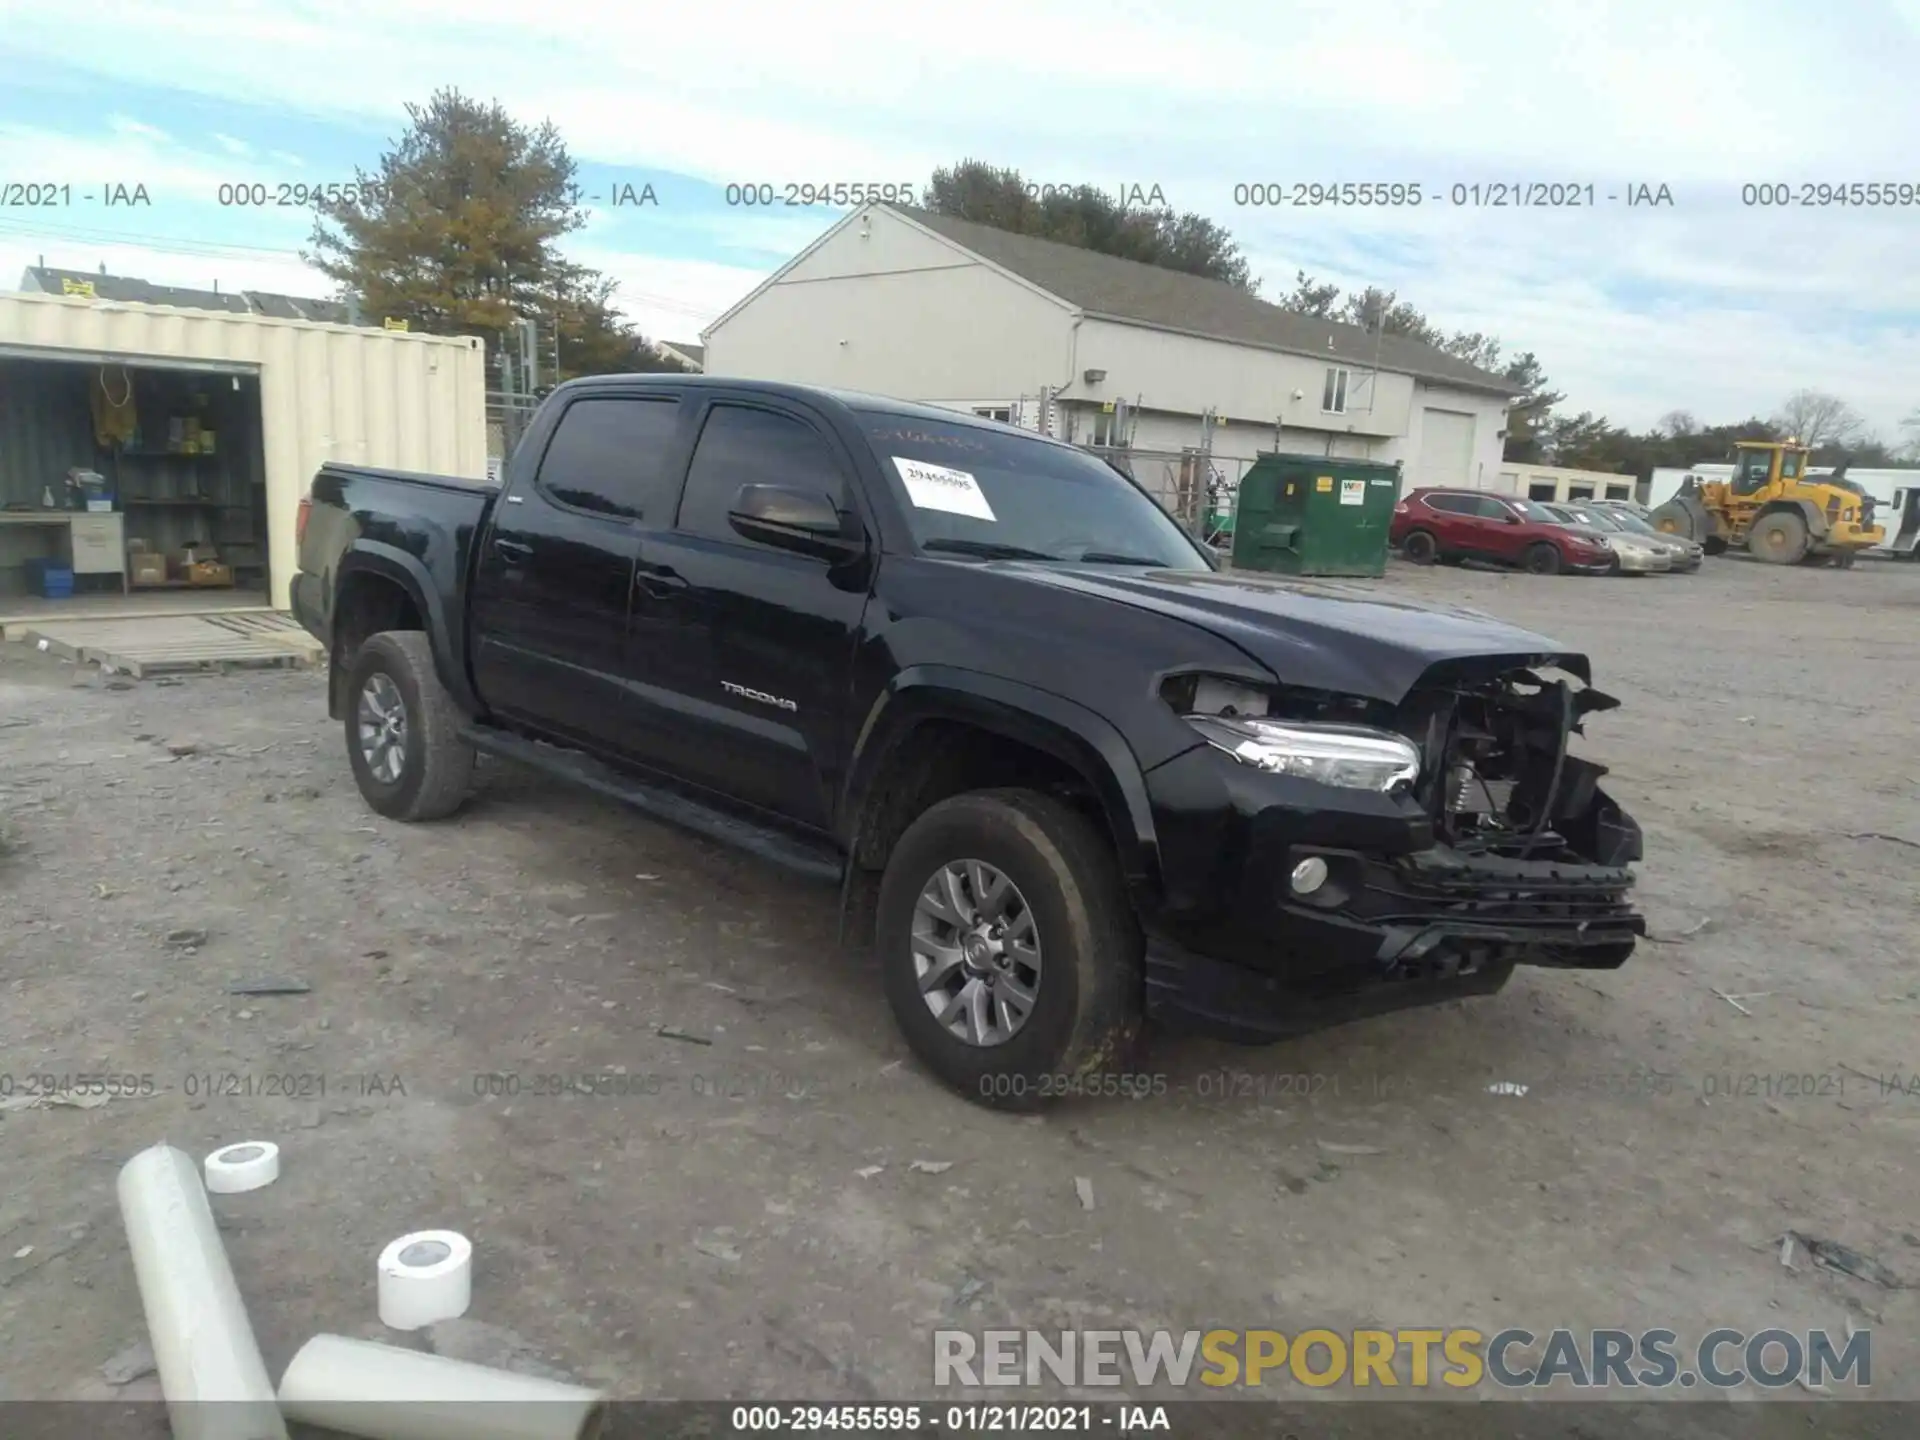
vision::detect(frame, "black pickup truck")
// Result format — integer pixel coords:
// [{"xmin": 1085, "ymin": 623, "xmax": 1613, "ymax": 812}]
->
[{"xmin": 293, "ymin": 375, "xmax": 1644, "ymax": 1106}]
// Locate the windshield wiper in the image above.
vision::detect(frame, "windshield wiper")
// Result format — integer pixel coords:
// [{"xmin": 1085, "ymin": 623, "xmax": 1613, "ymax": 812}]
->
[
  {"xmin": 1076, "ymin": 551, "xmax": 1170, "ymax": 566},
  {"xmin": 921, "ymin": 538, "xmax": 1056, "ymax": 561}
]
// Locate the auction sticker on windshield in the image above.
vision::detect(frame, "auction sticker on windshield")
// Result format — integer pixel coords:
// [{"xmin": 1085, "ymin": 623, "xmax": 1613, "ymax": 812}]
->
[{"xmin": 894, "ymin": 457, "xmax": 997, "ymax": 521}]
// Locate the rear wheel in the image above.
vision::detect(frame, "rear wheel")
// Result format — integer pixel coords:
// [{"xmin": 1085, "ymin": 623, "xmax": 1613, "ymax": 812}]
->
[
  {"xmin": 1524, "ymin": 542, "xmax": 1563, "ymax": 576},
  {"xmin": 877, "ymin": 789, "xmax": 1142, "ymax": 1110},
  {"xmin": 344, "ymin": 631, "xmax": 475, "ymax": 821},
  {"xmin": 1401, "ymin": 530, "xmax": 1439, "ymax": 564},
  {"xmin": 1748, "ymin": 511, "xmax": 1809, "ymax": 564}
]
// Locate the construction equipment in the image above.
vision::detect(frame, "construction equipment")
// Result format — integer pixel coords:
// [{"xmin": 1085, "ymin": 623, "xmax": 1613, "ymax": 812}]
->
[{"xmin": 1649, "ymin": 440, "xmax": 1885, "ymax": 566}]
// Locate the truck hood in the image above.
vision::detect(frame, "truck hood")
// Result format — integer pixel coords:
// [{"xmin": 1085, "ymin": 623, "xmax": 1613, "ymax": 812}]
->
[{"xmin": 1004, "ymin": 564, "xmax": 1589, "ymax": 702}]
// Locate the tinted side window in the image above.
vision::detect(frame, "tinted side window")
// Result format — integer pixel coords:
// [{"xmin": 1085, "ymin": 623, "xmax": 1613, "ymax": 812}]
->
[
  {"xmin": 1424, "ymin": 493, "xmax": 1470, "ymax": 514},
  {"xmin": 1474, "ymin": 497, "xmax": 1515, "ymax": 519},
  {"xmin": 535, "ymin": 397, "xmax": 680, "ymax": 520},
  {"xmin": 677, "ymin": 404, "xmax": 850, "ymax": 543}
]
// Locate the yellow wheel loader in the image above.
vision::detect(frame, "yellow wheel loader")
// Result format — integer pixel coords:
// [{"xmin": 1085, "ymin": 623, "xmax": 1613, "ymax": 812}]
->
[{"xmin": 1649, "ymin": 441, "xmax": 1885, "ymax": 566}]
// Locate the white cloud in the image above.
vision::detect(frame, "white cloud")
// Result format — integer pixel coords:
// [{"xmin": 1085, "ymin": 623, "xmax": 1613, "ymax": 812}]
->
[
  {"xmin": 107, "ymin": 115, "xmax": 171, "ymax": 144},
  {"xmin": 564, "ymin": 246, "xmax": 772, "ymax": 341},
  {"xmin": 3, "ymin": 0, "xmax": 1916, "ymax": 435},
  {"xmin": 212, "ymin": 133, "xmax": 254, "ymax": 157}
]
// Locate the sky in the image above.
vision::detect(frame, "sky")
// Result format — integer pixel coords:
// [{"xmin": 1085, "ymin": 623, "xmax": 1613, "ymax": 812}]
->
[{"xmin": 1, "ymin": 0, "xmax": 1917, "ymax": 441}]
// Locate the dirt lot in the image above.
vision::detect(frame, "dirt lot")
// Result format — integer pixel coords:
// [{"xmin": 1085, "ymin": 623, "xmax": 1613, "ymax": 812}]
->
[{"xmin": 1, "ymin": 556, "xmax": 1916, "ymax": 1427}]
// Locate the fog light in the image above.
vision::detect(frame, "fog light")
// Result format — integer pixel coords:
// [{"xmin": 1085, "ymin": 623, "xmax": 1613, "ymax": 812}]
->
[{"xmin": 1290, "ymin": 857, "xmax": 1329, "ymax": 895}]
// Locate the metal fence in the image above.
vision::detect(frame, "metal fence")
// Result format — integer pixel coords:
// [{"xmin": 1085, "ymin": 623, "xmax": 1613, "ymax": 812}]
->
[
  {"xmin": 486, "ymin": 391, "xmax": 539, "ymax": 481},
  {"xmin": 1081, "ymin": 446, "xmax": 1253, "ymax": 543}
]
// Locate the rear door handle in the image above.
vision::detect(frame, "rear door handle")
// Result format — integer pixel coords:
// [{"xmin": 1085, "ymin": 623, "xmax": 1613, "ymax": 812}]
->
[
  {"xmin": 635, "ymin": 571, "xmax": 689, "ymax": 601},
  {"xmin": 494, "ymin": 538, "xmax": 533, "ymax": 562}
]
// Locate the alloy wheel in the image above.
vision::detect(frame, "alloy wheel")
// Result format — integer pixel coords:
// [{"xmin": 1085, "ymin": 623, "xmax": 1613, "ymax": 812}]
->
[
  {"xmin": 911, "ymin": 859, "xmax": 1042, "ymax": 1047},
  {"xmin": 357, "ymin": 673, "xmax": 408, "ymax": 784}
]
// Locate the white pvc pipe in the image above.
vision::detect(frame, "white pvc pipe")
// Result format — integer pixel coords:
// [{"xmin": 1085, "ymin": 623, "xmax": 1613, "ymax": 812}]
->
[
  {"xmin": 116, "ymin": 1143, "xmax": 289, "ymax": 1440},
  {"xmin": 277, "ymin": 1333, "xmax": 607, "ymax": 1440}
]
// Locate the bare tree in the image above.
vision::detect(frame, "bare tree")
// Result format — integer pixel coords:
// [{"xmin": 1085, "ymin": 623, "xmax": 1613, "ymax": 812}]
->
[
  {"xmin": 1774, "ymin": 389, "xmax": 1866, "ymax": 448},
  {"xmin": 1901, "ymin": 407, "xmax": 1920, "ymax": 461},
  {"xmin": 1655, "ymin": 409, "xmax": 1698, "ymax": 438}
]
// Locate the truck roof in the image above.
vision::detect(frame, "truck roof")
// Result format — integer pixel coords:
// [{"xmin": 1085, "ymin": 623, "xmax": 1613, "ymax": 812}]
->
[{"xmin": 544, "ymin": 374, "xmax": 1067, "ymax": 443}]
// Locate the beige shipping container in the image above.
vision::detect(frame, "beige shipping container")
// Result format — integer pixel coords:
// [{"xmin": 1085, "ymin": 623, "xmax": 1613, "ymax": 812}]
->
[{"xmin": 0, "ymin": 291, "xmax": 488, "ymax": 610}]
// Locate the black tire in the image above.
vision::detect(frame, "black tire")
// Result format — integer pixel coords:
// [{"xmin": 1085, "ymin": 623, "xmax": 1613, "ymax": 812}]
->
[
  {"xmin": 1524, "ymin": 542, "xmax": 1563, "ymax": 576},
  {"xmin": 343, "ymin": 630, "xmax": 475, "ymax": 822},
  {"xmin": 877, "ymin": 789, "xmax": 1143, "ymax": 1110},
  {"xmin": 1703, "ymin": 536, "xmax": 1729, "ymax": 556},
  {"xmin": 1747, "ymin": 510, "xmax": 1809, "ymax": 564},
  {"xmin": 1402, "ymin": 530, "xmax": 1439, "ymax": 564}
]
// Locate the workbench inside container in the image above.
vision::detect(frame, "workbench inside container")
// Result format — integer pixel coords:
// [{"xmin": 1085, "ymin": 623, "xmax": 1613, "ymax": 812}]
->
[{"xmin": 0, "ymin": 355, "xmax": 268, "ymax": 600}]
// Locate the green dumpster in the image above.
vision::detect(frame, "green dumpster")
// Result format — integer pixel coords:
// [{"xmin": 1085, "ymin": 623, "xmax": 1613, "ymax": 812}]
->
[{"xmin": 1228, "ymin": 453, "xmax": 1401, "ymax": 577}]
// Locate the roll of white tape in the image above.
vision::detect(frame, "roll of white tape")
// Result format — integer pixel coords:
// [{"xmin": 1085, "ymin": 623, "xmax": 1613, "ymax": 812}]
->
[
  {"xmin": 377, "ymin": 1230, "xmax": 473, "ymax": 1331},
  {"xmin": 204, "ymin": 1141, "xmax": 281, "ymax": 1193}
]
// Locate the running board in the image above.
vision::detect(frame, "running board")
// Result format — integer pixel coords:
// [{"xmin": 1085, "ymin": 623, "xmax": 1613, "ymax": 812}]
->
[{"xmin": 458, "ymin": 724, "xmax": 844, "ymax": 885}]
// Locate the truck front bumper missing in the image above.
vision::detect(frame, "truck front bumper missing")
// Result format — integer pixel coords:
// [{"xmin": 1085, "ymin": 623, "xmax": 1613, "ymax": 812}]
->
[{"xmin": 1140, "ymin": 749, "xmax": 1644, "ymax": 1045}]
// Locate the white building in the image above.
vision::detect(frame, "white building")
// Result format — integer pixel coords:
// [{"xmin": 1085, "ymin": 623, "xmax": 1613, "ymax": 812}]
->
[
  {"xmin": 1488, "ymin": 463, "xmax": 1642, "ymax": 505},
  {"xmin": 702, "ymin": 205, "xmax": 1523, "ymax": 491}
]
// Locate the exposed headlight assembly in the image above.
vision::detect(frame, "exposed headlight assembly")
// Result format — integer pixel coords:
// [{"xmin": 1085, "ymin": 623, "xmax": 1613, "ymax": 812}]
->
[{"xmin": 1184, "ymin": 714, "xmax": 1421, "ymax": 793}]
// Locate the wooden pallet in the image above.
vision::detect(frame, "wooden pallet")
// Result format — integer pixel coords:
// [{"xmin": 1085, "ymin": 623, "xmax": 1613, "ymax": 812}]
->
[{"xmin": 18, "ymin": 614, "xmax": 321, "ymax": 678}]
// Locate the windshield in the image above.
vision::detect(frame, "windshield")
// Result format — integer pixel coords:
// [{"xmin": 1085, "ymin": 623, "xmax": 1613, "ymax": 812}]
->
[
  {"xmin": 1511, "ymin": 499, "xmax": 1565, "ymax": 523},
  {"xmin": 855, "ymin": 411, "xmax": 1211, "ymax": 569},
  {"xmin": 1606, "ymin": 510, "xmax": 1660, "ymax": 536},
  {"xmin": 1560, "ymin": 507, "xmax": 1621, "ymax": 531}
]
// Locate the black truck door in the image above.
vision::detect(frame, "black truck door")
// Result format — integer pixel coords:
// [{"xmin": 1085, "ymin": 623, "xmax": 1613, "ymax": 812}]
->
[
  {"xmin": 636, "ymin": 398, "xmax": 874, "ymax": 830},
  {"xmin": 469, "ymin": 392, "xmax": 684, "ymax": 755}
]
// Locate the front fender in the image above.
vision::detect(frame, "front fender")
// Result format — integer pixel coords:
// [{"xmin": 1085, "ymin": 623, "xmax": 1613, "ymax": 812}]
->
[
  {"xmin": 1763, "ymin": 498, "xmax": 1830, "ymax": 538},
  {"xmin": 334, "ymin": 541, "xmax": 481, "ymax": 718},
  {"xmin": 841, "ymin": 665, "xmax": 1163, "ymax": 890}
]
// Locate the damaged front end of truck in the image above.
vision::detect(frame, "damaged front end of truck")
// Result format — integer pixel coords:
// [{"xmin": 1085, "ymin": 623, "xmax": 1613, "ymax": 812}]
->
[{"xmin": 1139, "ymin": 656, "xmax": 1646, "ymax": 1043}]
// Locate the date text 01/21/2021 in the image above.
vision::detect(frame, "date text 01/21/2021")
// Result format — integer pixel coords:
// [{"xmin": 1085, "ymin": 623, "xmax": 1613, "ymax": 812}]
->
[
  {"xmin": 727, "ymin": 1404, "xmax": 1174, "ymax": 1433},
  {"xmin": 1229, "ymin": 182, "xmax": 1674, "ymax": 208},
  {"xmin": 0, "ymin": 1073, "xmax": 407, "ymax": 1102}
]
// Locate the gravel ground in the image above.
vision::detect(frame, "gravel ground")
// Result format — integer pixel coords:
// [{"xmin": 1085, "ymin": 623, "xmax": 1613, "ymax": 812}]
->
[{"xmin": 1, "ymin": 556, "xmax": 1917, "ymax": 1425}]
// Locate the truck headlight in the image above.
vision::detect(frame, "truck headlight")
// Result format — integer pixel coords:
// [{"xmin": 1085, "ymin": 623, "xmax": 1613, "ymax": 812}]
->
[{"xmin": 1184, "ymin": 715, "xmax": 1421, "ymax": 792}]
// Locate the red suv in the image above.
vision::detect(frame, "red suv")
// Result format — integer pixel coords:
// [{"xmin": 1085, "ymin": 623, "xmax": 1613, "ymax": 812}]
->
[{"xmin": 1390, "ymin": 488, "xmax": 1615, "ymax": 575}]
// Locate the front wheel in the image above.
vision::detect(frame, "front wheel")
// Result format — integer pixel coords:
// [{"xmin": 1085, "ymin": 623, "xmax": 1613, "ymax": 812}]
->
[
  {"xmin": 1524, "ymin": 542, "xmax": 1563, "ymax": 575},
  {"xmin": 1747, "ymin": 511, "xmax": 1810, "ymax": 564},
  {"xmin": 344, "ymin": 631, "xmax": 475, "ymax": 822},
  {"xmin": 877, "ymin": 790, "xmax": 1143, "ymax": 1110}
]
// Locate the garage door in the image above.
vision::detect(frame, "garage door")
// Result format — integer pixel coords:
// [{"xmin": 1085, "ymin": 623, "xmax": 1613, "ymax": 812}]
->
[{"xmin": 1415, "ymin": 408, "xmax": 1477, "ymax": 490}]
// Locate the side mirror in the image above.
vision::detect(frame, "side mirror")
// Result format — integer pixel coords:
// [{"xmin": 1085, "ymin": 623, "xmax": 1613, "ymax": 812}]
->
[{"xmin": 727, "ymin": 484, "xmax": 863, "ymax": 561}]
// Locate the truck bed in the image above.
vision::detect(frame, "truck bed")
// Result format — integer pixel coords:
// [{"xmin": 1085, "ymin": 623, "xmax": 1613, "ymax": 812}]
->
[{"xmin": 292, "ymin": 461, "xmax": 500, "ymax": 683}]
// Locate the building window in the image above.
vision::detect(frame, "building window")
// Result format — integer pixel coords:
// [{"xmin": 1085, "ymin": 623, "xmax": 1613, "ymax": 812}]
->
[
  {"xmin": 1605, "ymin": 483, "xmax": 1632, "ymax": 500},
  {"xmin": 1568, "ymin": 484, "xmax": 1594, "ymax": 501},
  {"xmin": 972, "ymin": 406, "xmax": 1012, "ymax": 423},
  {"xmin": 1528, "ymin": 482, "xmax": 1557, "ymax": 501},
  {"xmin": 1321, "ymin": 367, "xmax": 1349, "ymax": 414}
]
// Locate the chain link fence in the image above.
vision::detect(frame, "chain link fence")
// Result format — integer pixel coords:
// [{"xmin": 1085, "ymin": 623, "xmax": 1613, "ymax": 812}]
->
[
  {"xmin": 486, "ymin": 391, "xmax": 540, "ymax": 481},
  {"xmin": 1081, "ymin": 446, "xmax": 1252, "ymax": 545}
]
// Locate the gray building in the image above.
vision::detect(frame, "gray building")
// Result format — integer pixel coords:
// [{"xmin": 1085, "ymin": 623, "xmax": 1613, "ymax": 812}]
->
[
  {"xmin": 702, "ymin": 204, "xmax": 1523, "ymax": 492},
  {"xmin": 19, "ymin": 267, "xmax": 370, "ymax": 327},
  {"xmin": 654, "ymin": 340, "xmax": 705, "ymax": 371}
]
